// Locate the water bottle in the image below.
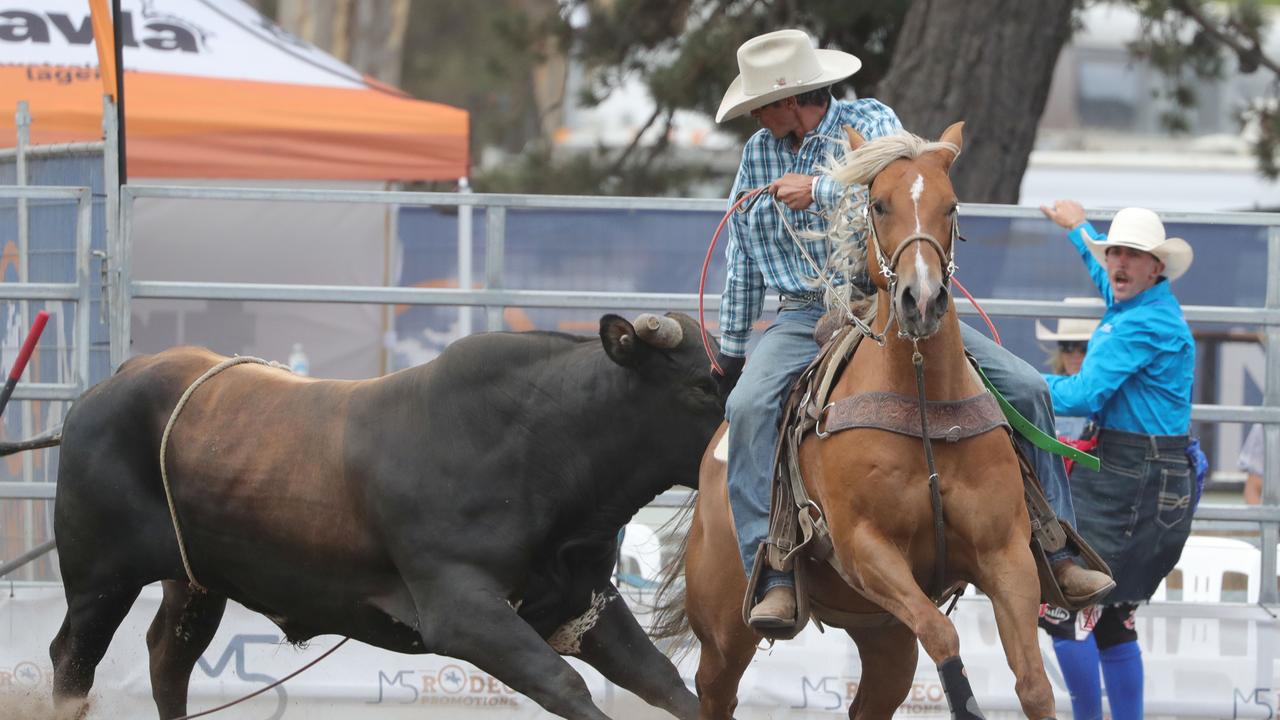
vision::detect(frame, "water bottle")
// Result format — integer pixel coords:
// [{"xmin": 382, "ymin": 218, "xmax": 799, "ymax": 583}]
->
[{"xmin": 287, "ymin": 342, "xmax": 310, "ymax": 376}]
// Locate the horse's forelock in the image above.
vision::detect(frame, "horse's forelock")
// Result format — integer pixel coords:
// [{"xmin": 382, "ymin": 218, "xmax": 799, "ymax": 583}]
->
[{"xmin": 828, "ymin": 133, "xmax": 960, "ymax": 188}]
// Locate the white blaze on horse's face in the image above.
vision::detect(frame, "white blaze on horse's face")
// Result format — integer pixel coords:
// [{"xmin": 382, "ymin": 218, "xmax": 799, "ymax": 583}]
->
[
  {"xmin": 873, "ymin": 160, "xmax": 956, "ymax": 340},
  {"xmin": 910, "ymin": 174, "xmax": 925, "ymax": 234}
]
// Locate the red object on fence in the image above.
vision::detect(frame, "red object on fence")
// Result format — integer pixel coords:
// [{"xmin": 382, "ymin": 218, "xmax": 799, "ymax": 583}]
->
[
  {"xmin": 9, "ymin": 310, "xmax": 49, "ymax": 382},
  {"xmin": 0, "ymin": 310, "xmax": 51, "ymax": 417}
]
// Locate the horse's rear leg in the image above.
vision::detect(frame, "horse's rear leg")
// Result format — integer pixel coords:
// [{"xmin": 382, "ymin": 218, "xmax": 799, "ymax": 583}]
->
[
  {"xmin": 974, "ymin": 546, "xmax": 1056, "ymax": 719},
  {"xmin": 50, "ymin": 583, "xmax": 142, "ymax": 720},
  {"xmin": 147, "ymin": 580, "xmax": 228, "ymax": 719},
  {"xmin": 846, "ymin": 536, "xmax": 983, "ymax": 720},
  {"xmin": 689, "ymin": 621, "xmax": 755, "ymax": 720},
  {"xmin": 686, "ymin": 526, "xmax": 757, "ymax": 720},
  {"xmin": 846, "ymin": 621, "xmax": 918, "ymax": 719}
]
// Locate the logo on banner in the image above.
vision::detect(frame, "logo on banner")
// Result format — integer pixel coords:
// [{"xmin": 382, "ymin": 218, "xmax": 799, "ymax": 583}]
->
[
  {"xmin": 1234, "ymin": 687, "xmax": 1278, "ymax": 719},
  {"xmin": 1, "ymin": 2, "xmax": 209, "ymax": 54},
  {"xmin": 0, "ymin": 660, "xmax": 44, "ymax": 689},
  {"xmin": 196, "ymin": 634, "xmax": 286, "ymax": 720},
  {"xmin": 371, "ymin": 664, "xmax": 521, "ymax": 707},
  {"xmin": 796, "ymin": 675, "xmax": 947, "ymax": 714}
]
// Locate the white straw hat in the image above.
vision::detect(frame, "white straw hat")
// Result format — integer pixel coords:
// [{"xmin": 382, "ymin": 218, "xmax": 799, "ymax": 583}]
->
[
  {"xmin": 1035, "ymin": 297, "xmax": 1103, "ymax": 342},
  {"xmin": 1083, "ymin": 207, "xmax": 1194, "ymax": 281},
  {"xmin": 716, "ymin": 29, "xmax": 861, "ymax": 123}
]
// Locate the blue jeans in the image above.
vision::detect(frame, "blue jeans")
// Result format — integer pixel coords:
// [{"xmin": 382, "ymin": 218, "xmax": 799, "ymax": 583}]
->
[
  {"xmin": 1071, "ymin": 429, "xmax": 1192, "ymax": 604},
  {"xmin": 725, "ymin": 302, "xmax": 1077, "ymax": 578}
]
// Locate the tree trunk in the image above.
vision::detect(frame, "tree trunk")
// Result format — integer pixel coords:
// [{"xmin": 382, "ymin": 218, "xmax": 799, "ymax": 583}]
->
[
  {"xmin": 276, "ymin": 0, "xmax": 410, "ymax": 86},
  {"xmin": 877, "ymin": 0, "xmax": 1074, "ymax": 203}
]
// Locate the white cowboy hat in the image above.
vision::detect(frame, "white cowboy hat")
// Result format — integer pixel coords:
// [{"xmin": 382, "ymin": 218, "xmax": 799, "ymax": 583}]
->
[
  {"xmin": 1083, "ymin": 207, "xmax": 1194, "ymax": 281},
  {"xmin": 716, "ymin": 29, "xmax": 861, "ymax": 123},
  {"xmin": 1035, "ymin": 297, "xmax": 1103, "ymax": 342}
]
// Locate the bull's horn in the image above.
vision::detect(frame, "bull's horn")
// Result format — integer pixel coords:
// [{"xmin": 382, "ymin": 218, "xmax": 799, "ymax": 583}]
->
[{"xmin": 633, "ymin": 313, "xmax": 683, "ymax": 349}]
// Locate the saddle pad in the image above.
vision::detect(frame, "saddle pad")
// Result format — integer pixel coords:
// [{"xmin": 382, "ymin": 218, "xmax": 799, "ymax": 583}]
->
[{"xmin": 820, "ymin": 390, "xmax": 1008, "ymax": 441}]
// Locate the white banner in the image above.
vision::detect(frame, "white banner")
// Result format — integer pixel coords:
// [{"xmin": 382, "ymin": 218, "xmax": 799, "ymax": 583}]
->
[
  {"xmin": 3, "ymin": 584, "xmax": 1278, "ymax": 719},
  {"xmin": 0, "ymin": 0, "xmax": 365, "ymax": 87}
]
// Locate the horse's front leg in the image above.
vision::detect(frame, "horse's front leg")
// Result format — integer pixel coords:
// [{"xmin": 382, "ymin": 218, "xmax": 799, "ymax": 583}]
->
[{"xmin": 973, "ymin": 544, "xmax": 1057, "ymax": 719}]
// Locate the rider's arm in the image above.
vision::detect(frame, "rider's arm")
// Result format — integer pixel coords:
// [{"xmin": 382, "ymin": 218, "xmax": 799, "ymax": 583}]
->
[{"xmin": 1067, "ymin": 222, "xmax": 1115, "ymax": 305}]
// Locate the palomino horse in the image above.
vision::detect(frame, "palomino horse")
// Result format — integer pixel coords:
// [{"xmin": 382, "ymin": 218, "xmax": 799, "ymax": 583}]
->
[{"xmin": 678, "ymin": 123, "xmax": 1055, "ymax": 719}]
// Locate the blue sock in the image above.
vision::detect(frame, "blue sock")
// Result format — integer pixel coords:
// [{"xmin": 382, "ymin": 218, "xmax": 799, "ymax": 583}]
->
[
  {"xmin": 1052, "ymin": 636, "xmax": 1102, "ymax": 720},
  {"xmin": 1100, "ymin": 640, "xmax": 1143, "ymax": 720}
]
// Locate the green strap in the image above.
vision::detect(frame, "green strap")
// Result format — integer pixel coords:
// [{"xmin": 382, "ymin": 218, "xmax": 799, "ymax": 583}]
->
[{"xmin": 975, "ymin": 365, "xmax": 1101, "ymax": 473}]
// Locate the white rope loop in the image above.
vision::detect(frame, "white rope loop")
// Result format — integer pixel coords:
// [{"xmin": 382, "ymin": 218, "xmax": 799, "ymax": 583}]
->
[{"xmin": 160, "ymin": 355, "xmax": 288, "ymax": 592}]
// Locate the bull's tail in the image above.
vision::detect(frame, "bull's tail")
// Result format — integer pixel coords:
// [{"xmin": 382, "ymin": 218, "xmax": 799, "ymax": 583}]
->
[
  {"xmin": 0, "ymin": 426, "xmax": 61, "ymax": 457},
  {"xmin": 648, "ymin": 492, "xmax": 696, "ymax": 653}
]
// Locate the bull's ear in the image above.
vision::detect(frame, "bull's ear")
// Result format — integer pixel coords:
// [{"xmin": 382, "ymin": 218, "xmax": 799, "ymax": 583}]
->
[{"xmin": 599, "ymin": 314, "xmax": 639, "ymax": 367}]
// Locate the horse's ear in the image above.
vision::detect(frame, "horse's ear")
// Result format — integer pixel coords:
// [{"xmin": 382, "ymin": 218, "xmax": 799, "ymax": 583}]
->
[
  {"xmin": 938, "ymin": 121, "xmax": 964, "ymax": 171},
  {"xmin": 843, "ymin": 125, "xmax": 867, "ymax": 151}
]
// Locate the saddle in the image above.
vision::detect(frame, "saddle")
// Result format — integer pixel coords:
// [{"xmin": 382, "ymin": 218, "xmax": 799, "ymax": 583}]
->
[{"xmin": 742, "ymin": 312, "xmax": 1111, "ymax": 640}]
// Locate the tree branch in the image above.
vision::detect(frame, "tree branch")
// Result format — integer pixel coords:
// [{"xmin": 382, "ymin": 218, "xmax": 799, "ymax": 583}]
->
[
  {"xmin": 607, "ymin": 105, "xmax": 664, "ymax": 177},
  {"xmin": 1172, "ymin": 0, "xmax": 1280, "ymax": 76}
]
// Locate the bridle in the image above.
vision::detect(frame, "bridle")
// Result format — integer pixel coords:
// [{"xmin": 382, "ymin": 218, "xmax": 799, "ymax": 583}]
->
[{"xmin": 861, "ymin": 196, "xmax": 961, "ymax": 343}]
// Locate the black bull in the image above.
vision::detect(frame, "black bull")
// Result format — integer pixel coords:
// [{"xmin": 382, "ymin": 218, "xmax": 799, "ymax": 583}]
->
[{"xmin": 50, "ymin": 312, "xmax": 720, "ymax": 720}]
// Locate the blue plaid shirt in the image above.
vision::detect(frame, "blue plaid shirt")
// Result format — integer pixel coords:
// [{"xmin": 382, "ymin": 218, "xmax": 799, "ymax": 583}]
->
[{"xmin": 719, "ymin": 98, "xmax": 903, "ymax": 357}]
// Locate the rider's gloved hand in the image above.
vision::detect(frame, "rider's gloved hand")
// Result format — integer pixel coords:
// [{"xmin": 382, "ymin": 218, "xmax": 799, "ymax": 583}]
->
[{"xmin": 712, "ymin": 353, "xmax": 745, "ymax": 400}]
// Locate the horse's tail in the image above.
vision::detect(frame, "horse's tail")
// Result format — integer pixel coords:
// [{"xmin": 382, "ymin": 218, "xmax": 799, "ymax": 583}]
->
[
  {"xmin": 0, "ymin": 427, "xmax": 61, "ymax": 457},
  {"xmin": 649, "ymin": 492, "xmax": 697, "ymax": 654}
]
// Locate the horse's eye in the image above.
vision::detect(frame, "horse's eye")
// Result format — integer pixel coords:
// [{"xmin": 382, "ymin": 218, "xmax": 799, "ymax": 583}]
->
[{"xmin": 870, "ymin": 200, "xmax": 885, "ymax": 216}]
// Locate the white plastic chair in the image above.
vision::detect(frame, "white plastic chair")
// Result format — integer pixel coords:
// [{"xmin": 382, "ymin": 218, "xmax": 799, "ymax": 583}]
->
[
  {"xmin": 1151, "ymin": 536, "xmax": 1260, "ymax": 603},
  {"xmin": 617, "ymin": 523, "xmax": 663, "ymax": 588}
]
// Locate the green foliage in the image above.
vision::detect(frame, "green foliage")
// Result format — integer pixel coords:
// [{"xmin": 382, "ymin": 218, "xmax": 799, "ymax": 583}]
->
[
  {"xmin": 1126, "ymin": 0, "xmax": 1280, "ymax": 175},
  {"xmin": 415, "ymin": 0, "xmax": 915, "ymax": 194},
  {"xmin": 391, "ymin": 0, "xmax": 1280, "ymax": 192}
]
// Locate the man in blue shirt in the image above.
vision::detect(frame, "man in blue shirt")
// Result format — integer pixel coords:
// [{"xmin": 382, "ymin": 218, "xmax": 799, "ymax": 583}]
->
[
  {"xmin": 713, "ymin": 29, "xmax": 1112, "ymax": 629},
  {"xmin": 1039, "ymin": 200, "xmax": 1197, "ymax": 720}
]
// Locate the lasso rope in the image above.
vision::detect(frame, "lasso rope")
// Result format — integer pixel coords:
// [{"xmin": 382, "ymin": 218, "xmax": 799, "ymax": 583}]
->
[
  {"xmin": 160, "ymin": 356, "xmax": 285, "ymax": 592},
  {"xmin": 169, "ymin": 637, "xmax": 350, "ymax": 720}
]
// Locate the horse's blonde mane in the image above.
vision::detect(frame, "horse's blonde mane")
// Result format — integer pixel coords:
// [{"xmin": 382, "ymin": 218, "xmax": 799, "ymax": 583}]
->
[
  {"xmin": 805, "ymin": 131, "xmax": 959, "ymax": 312},
  {"xmin": 829, "ymin": 132, "xmax": 959, "ymax": 188}
]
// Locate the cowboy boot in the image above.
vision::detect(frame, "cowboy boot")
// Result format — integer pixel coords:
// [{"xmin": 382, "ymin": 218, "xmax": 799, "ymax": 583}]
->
[
  {"xmin": 748, "ymin": 586, "xmax": 797, "ymax": 629},
  {"xmin": 1051, "ymin": 558, "xmax": 1115, "ymax": 607}
]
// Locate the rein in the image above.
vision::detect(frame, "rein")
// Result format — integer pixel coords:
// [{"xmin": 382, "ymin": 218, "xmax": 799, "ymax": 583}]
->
[
  {"xmin": 862, "ymin": 200, "xmax": 962, "ymax": 600},
  {"xmin": 910, "ymin": 341, "xmax": 948, "ymax": 599}
]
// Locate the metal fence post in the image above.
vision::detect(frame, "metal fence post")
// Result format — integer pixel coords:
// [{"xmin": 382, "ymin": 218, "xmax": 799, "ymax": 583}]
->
[
  {"xmin": 458, "ymin": 178, "xmax": 473, "ymax": 337},
  {"xmin": 76, "ymin": 189, "xmax": 93, "ymax": 391},
  {"xmin": 115, "ymin": 186, "xmax": 133, "ymax": 372},
  {"xmin": 485, "ymin": 206, "xmax": 506, "ymax": 332},
  {"xmin": 1261, "ymin": 226, "xmax": 1280, "ymax": 606}
]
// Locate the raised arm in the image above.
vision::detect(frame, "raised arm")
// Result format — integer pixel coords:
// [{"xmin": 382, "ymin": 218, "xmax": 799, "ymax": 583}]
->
[{"xmin": 1041, "ymin": 200, "xmax": 1113, "ymax": 302}]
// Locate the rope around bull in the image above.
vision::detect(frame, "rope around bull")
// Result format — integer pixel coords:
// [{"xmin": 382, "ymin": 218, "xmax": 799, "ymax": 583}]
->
[
  {"xmin": 159, "ymin": 355, "xmax": 352, "ymax": 720},
  {"xmin": 160, "ymin": 355, "xmax": 285, "ymax": 593}
]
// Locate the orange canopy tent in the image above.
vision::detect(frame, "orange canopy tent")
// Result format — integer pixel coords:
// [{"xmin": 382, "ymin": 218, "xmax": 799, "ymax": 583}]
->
[{"xmin": 0, "ymin": 0, "xmax": 469, "ymax": 181}]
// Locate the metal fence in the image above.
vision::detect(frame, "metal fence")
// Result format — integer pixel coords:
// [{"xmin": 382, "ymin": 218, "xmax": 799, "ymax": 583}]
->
[{"xmin": 0, "ymin": 177, "xmax": 1276, "ymax": 604}]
